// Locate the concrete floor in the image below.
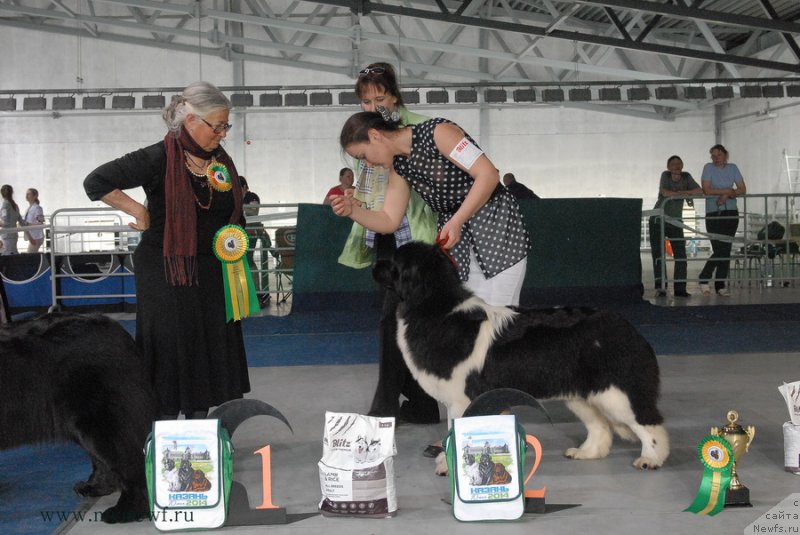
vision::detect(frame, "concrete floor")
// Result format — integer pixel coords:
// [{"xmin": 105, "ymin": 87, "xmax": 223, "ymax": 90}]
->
[{"xmin": 63, "ymin": 253, "xmax": 800, "ymax": 535}]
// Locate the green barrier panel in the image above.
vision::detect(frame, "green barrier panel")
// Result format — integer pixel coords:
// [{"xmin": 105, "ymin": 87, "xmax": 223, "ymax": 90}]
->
[
  {"xmin": 292, "ymin": 204, "xmax": 377, "ymax": 311},
  {"xmin": 518, "ymin": 197, "xmax": 642, "ymax": 288},
  {"xmin": 292, "ymin": 199, "xmax": 643, "ymax": 308}
]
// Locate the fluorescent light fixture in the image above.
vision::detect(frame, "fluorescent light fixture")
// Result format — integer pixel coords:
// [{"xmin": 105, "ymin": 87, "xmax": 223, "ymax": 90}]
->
[
  {"xmin": 284, "ymin": 93, "xmax": 308, "ymax": 106},
  {"xmin": 684, "ymin": 86, "xmax": 707, "ymax": 99},
  {"xmin": 142, "ymin": 95, "xmax": 166, "ymax": 109},
  {"xmin": 542, "ymin": 89, "xmax": 564, "ymax": 102},
  {"xmin": 568, "ymin": 88, "xmax": 591, "ymax": 102},
  {"xmin": 455, "ymin": 89, "xmax": 477, "ymax": 103},
  {"xmin": 762, "ymin": 85, "xmax": 784, "ymax": 98},
  {"xmin": 111, "ymin": 96, "xmax": 135, "ymax": 109},
  {"xmin": 740, "ymin": 86, "xmax": 762, "ymax": 98},
  {"xmin": 83, "ymin": 96, "xmax": 105, "ymax": 110},
  {"xmin": 627, "ymin": 87, "xmax": 650, "ymax": 101},
  {"xmin": 513, "ymin": 89, "xmax": 536, "ymax": 102},
  {"xmin": 400, "ymin": 90, "xmax": 420, "ymax": 105},
  {"xmin": 598, "ymin": 88, "xmax": 621, "ymax": 101},
  {"xmin": 426, "ymin": 90, "xmax": 449, "ymax": 104},
  {"xmin": 655, "ymin": 86, "xmax": 678, "ymax": 100},
  {"xmin": 309, "ymin": 92, "xmax": 333, "ymax": 106},
  {"xmin": 338, "ymin": 92, "xmax": 360, "ymax": 105},
  {"xmin": 23, "ymin": 97, "xmax": 47, "ymax": 110},
  {"xmin": 52, "ymin": 96, "xmax": 76, "ymax": 110},
  {"xmin": 0, "ymin": 98, "xmax": 16, "ymax": 111},
  {"xmin": 259, "ymin": 94, "xmax": 282, "ymax": 107},
  {"xmin": 484, "ymin": 89, "xmax": 507, "ymax": 103},
  {"xmin": 711, "ymin": 86, "xmax": 734, "ymax": 99},
  {"xmin": 230, "ymin": 93, "xmax": 253, "ymax": 107}
]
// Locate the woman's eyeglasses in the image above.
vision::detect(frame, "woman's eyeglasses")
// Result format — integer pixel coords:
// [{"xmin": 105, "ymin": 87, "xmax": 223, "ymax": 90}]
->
[
  {"xmin": 200, "ymin": 117, "xmax": 233, "ymax": 134},
  {"xmin": 358, "ymin": 66, "xmax": 386, "ymax": 77}
]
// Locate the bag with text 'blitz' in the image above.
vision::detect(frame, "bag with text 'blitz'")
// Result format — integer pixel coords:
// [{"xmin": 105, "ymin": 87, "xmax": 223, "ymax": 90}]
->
[
  {"xmin": 444, "ymin": 414, "xmax": 527, "ymax": 521},
  {"xmin": 318, "ymin": 412, "xmax": 397, "ymax": 518},
  {"xmin": 144, "ymin": 419, "xmax": 233, "ymax": 531}
]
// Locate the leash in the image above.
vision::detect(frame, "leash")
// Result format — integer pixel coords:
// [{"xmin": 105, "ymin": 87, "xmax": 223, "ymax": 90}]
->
[{"xmin": 436, "ymin": 232, "xmax": 460, "ymax": 270}]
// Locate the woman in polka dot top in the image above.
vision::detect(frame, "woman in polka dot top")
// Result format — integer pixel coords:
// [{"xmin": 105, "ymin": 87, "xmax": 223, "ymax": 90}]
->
[{"xmin": 333, "ymin": 111, "xmax": 531, "ymax": 306}]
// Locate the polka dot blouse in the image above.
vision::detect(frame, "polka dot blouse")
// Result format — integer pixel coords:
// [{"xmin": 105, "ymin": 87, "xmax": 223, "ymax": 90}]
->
[{"xmin": 392, "ymin": 118, "xmax": 531, "ymax": 281}]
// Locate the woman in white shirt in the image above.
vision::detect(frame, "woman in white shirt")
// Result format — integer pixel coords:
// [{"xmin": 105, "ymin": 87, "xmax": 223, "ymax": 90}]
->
[{"xmin": 24, "ymin": 188, "xmax": 45, "ymax": 253}]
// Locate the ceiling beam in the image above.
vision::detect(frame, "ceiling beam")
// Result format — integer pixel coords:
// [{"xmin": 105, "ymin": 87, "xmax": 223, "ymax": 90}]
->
[{"xmin": 316, "ymin": 1, "xmax": 800, "ymax": 73}]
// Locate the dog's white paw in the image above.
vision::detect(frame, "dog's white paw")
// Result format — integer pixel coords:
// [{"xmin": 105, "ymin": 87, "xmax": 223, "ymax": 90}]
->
[
  {"xmin": 434, "ymin": 452, "xmax": 448, "ymax": 476},
  {"xmin": 633, "ymin": 456, "xmax": 662, "ymax": 470},
  {"xmin": 564, "ymin": 447, "xmax": 607, "ymax": 460}
]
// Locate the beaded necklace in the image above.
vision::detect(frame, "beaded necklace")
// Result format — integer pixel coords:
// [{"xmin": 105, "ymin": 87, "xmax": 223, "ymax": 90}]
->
[{"xmin": 184, "ymin": 153, "xmax": 213, "ymax": 210}]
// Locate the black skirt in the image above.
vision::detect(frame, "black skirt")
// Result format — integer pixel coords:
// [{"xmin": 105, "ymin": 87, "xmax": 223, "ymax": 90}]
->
[{"xmin": 133, "ymin": 242, "xmax": 250, "ymax": 414}]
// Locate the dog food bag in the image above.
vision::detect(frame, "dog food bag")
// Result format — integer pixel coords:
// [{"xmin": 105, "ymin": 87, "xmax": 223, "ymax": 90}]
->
[{"xmin": 318, "ymin": 412, "xmax": 397, "ymax": 517}]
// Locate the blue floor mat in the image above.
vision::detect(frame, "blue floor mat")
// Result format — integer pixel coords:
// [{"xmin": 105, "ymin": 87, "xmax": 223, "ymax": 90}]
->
[
  {"xmin": 3, "ymin": 303, "xmax": 800, "ymax": 535},
  {"xmin": 121, "ymin": 303, "xmax": 800, "ymax": 364},
  {"xmin": 0, "ymin": 443, "xmax": 91, "ymax": 535}
]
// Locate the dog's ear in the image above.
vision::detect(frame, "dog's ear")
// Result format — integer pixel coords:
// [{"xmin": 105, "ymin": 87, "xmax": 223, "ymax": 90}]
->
[
  {"xmin": 397, "ymin": 259, "xmax": 436, "ymax": 305},
  {"xmin": 372, "ymin": 260, "xmax": 395, "ymax": 290}
]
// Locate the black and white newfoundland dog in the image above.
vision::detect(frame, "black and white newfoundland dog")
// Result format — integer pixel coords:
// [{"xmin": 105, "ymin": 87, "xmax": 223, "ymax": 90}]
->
[
  {"xmin": 373, "ymin": 242, "xmax": 669, "ymax": 471},
  {"xmin": 0, "ymin": 312, "xmax": 156, "ymax": 523}
]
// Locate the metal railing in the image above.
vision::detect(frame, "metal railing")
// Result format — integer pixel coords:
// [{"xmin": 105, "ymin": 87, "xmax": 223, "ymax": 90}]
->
[
  {"xmin": 0, "ymin": 204, "xmax": 298, "ymax": 312},
  {"xmin": 644, "ymin": 193, "xmax": 800, "ymax": 292}
]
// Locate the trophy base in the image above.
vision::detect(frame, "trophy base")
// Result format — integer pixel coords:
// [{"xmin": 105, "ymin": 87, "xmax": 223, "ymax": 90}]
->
[{"xmin": 724, "ymin": 486, "xmax": 752, "ymax": 508}]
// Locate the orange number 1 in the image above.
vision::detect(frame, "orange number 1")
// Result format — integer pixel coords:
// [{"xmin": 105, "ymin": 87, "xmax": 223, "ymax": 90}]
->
[{"xmin": 254, "ymin": 445, "xmax": 279, "ymax": 509}]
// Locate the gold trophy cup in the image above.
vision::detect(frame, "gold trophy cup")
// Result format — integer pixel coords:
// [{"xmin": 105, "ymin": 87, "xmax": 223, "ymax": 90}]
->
[{"xmin": 711, "ymin": 410, "xmax": 755, "ymax": 507}]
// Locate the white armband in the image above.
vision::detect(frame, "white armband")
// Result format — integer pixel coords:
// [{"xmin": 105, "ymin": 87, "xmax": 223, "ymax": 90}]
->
[{"xmin": 449, "ymin": 137, "xmax": 483, "ymax": 170}]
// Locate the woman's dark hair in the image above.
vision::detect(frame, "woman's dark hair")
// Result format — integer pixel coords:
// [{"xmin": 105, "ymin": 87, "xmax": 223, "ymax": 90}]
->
[
  {"xmin": 339, "ymin": 167, "xmax": 352, "ymax": 177},
  {"xmin": 1, "ymin": 184, "xmax": 18, "ymax": 213},
  {"xmin": 710, "ymin": 144, "xmax": 728, "ymax": 156},
  {"xmin": 666, "ymin": 155, "xmax": 683, "ymax": 167},
  {"xmin": 355, "ymin": 62, "xmax": 405, "ymax": 108},
  {"xmin": 340, "ymin": 112, "xmax": 401, "ymax": 150}
]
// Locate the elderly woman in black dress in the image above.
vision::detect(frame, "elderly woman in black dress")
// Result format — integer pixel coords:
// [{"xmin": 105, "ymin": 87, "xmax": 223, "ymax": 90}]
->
[{"xmin": 84, "ymin": 81, "xmax": 250, "ymax": 420}]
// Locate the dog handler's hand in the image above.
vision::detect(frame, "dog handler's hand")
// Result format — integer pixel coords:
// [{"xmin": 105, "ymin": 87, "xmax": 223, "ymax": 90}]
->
[
  {"xmin": 439, "ymin": 219, "xmax": 463, "ymax": 249},
  {"xmin": 329, "ymin": 194, "xmax": 353, "ymax": 217}
]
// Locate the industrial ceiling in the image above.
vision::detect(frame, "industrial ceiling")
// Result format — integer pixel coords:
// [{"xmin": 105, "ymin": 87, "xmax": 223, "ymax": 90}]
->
[{"xmin": 1, "ymin": 0, "xmax": 799, "ymax": 119}]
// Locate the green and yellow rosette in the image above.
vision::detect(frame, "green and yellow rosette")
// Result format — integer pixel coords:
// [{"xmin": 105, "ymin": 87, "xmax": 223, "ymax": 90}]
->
[
  {"xmin": 207, "ymin": 161, "xmax": 232, "ymax": 191},
  {"xmin": 684, "ymin": 435, "xmax": 734, "ymax": 516},
  {"xmin": 213, "ymin": 225, "xmax": 259, "ymax": 322}
]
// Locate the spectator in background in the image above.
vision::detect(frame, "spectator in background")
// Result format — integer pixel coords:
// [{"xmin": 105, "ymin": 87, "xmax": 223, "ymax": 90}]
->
[
  {"xmin": 323, "ymin": 168, "xmax": 355, "ymax": 205},
  {"xmin": 502, "ymin": 173, "xmax": 539, "ymax": 200},
  {"xmin": 241, "ymin": 176, "xmax": 271, "ymax": 306},
  {"xmin": 0, "ymin": 184, "xmax": 24, "ymax": 255},
  {"xmin": 698, "ymin": 144, "xmax": 746, "ymax": 297},
  {"xmin": 24, "ymin": 188, "xmax": 45, "ymax": 253},
  {"xmin": 648, "ymin": 155, "xmax": 703, "ymax": 298}
]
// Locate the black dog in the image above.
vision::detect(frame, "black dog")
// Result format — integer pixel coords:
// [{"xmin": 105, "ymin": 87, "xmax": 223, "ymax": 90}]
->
[
  {"xmin": 0, "ymin": 312, "xmax": 157, "ymax": 522},
  {"xmin": 373, "ymin": 242, "xmax": 669, "ymax": 471}
]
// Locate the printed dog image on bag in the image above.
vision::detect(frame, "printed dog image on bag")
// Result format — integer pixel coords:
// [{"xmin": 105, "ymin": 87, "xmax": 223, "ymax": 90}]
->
[
  {"xmin": 461, "ymin": 437, "xmax": 513, "ymax": 487},
  {"xmin": 158, "ymin": 440, "xmax": 214, "ymax": 501},
  {"xmin": 318, "ymin": 412, "xmax": 398, "ymax": 517}
]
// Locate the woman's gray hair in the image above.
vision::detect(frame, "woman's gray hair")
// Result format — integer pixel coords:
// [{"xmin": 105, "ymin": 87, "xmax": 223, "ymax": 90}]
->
[{"xmin": 162, "ymin": 81, "xmax": 231, "ymax": 134}]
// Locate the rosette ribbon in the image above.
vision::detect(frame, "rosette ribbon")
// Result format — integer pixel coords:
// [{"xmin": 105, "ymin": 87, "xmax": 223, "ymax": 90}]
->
[
  {"xmin": 213, "ymin": 225, "xmax": 260, "ymax": 322},
  {"xmin": 684, "ymin": 435, "xmax": 734, "ymax": 516},
  {"xmin": 208, "ymin": 161, "xmax": 232, "ymax": 191}
]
